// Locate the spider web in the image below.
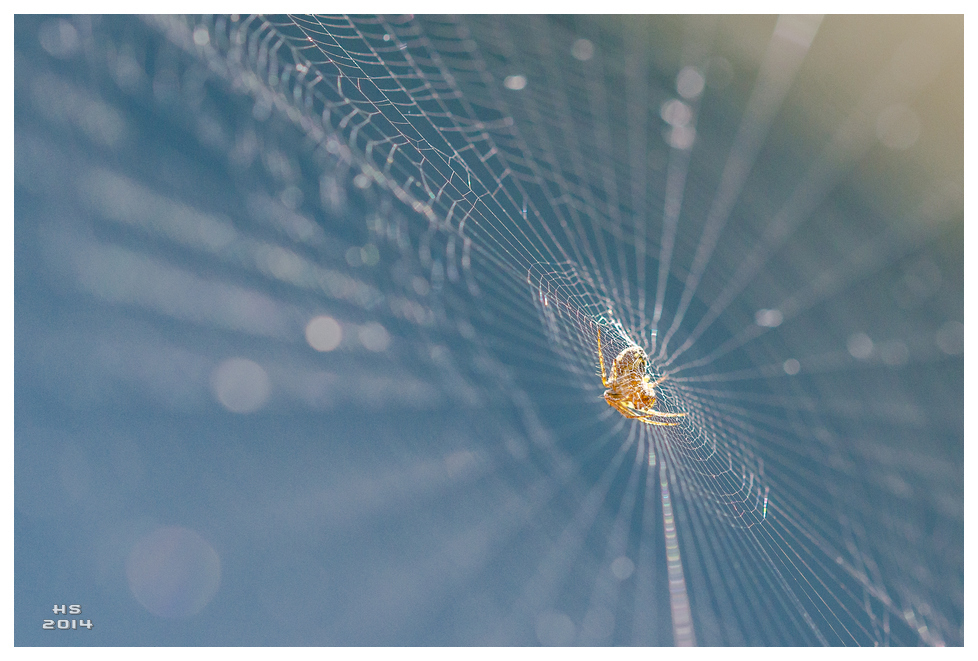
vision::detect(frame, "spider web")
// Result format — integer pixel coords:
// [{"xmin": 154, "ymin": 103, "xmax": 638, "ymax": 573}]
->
[
  {"xmin": 527, "ymin": 260, "xmax": 768, "ymax": 529},
  {"xmin": 14, "ymin": 14, "xmax": 963, "ymax": 647}
]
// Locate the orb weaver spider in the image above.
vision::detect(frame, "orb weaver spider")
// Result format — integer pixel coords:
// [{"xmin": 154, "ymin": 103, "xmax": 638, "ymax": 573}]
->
[{"xmin": 596, "ymin": 326, "xmax": 686, "ymax": 426}]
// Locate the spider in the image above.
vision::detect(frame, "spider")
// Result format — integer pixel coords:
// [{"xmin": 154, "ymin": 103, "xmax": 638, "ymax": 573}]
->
[{"xmin": 596, "ymin": 326, "xmax": 687, "ymax": 426}]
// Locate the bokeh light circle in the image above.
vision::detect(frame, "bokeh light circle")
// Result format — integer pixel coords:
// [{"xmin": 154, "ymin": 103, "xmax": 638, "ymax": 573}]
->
[
  {"xmin": 210, "ymin": 357, "xmax": 270, "ymax": 413},
  {"xmin": 126, "ymin": 526, "xmax": 221, "ymax": 618},
  {"xmin": 305, "ymin": 315, "xmax": 342, "ymax": 352}
]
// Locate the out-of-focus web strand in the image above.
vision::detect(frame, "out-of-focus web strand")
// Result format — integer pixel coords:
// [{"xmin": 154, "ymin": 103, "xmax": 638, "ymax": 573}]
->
[
  {"xmin": 659, "ymin": 430, "xmax": 844, "ymax": 644},
  {"xmin": 523, "ymin": 16, "xmax": 623, "ymax": 317},
  {"xmin": 624, "ymin": 27, "xmax": 652, "ymax": 335},
  {"xmin": 444, "ymin": 15, "xmax": 608, "ymax": 292},
  {"xmin": 354, "ymin": 14, "xmax": 640, "ymax": 321},
  {"xmin": 572, "ymin": 24, "xmax": 635, "ymax": 332},
  {"xmin": 661, "ymin": 30, "xmax": 947, "ymax": 369},
  {"xmin": 490, "ymin": 422, "xmax": 641, "ymax": 643},
  {"xmin": 650, "ymin": 17, "xmax": 715, "ymax": 333},
  {"xmin": 286, "ymin": 15, "xmax": 554, "ymax": 280},
  {"xmin": 656, "ymin": 15, "xmax": 823, "ymax": 361},
  {"xmin": 666, "ymin": 179, "xmax": 962, "ymax": 377},
  {"xmin": 578, "ymin": 427, "xmax": 648, "ymax": 644}
]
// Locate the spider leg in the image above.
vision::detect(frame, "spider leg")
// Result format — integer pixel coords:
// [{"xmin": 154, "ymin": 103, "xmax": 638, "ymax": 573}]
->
[
  {"xmin": 645, "ymin": 409, "xmax": 687, "ymax": 418},
  {"xmin": 638, "ymin": 416, "xmax": 683, "ymax": 427},
  {"xmin": 622, "ymin": 403, "xmax": 687, "ymax": 419},
  {"xmin": 596, "ymin": 326, "xmax": 610, "ymax": 387},
  {"xmin": 607, "ymin": 398, "xmax": 684, "ymax": 427}
]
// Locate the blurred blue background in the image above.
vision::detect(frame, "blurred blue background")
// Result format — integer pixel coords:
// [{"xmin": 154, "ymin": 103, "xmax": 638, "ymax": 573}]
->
[{"xmin": 15, "ymin": 15, "xmax": 962, "ymax": 646}]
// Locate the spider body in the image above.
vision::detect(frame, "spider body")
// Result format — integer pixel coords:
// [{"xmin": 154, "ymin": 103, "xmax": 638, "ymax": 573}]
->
[{"xmin": 597, "ymin": 327, "xmax": 686, "ymax": 426}]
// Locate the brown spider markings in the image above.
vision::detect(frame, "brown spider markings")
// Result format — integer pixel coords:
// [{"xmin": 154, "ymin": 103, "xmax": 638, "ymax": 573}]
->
[{"xmin": 597, "ymin": 326, "xmax": 686, "ymax": 426}]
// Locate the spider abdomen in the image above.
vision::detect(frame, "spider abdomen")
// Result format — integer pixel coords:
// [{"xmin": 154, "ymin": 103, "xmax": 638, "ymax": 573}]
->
[{"xmin": 596, "ymin": 327, "xmax": 685, "ymax": 426}]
